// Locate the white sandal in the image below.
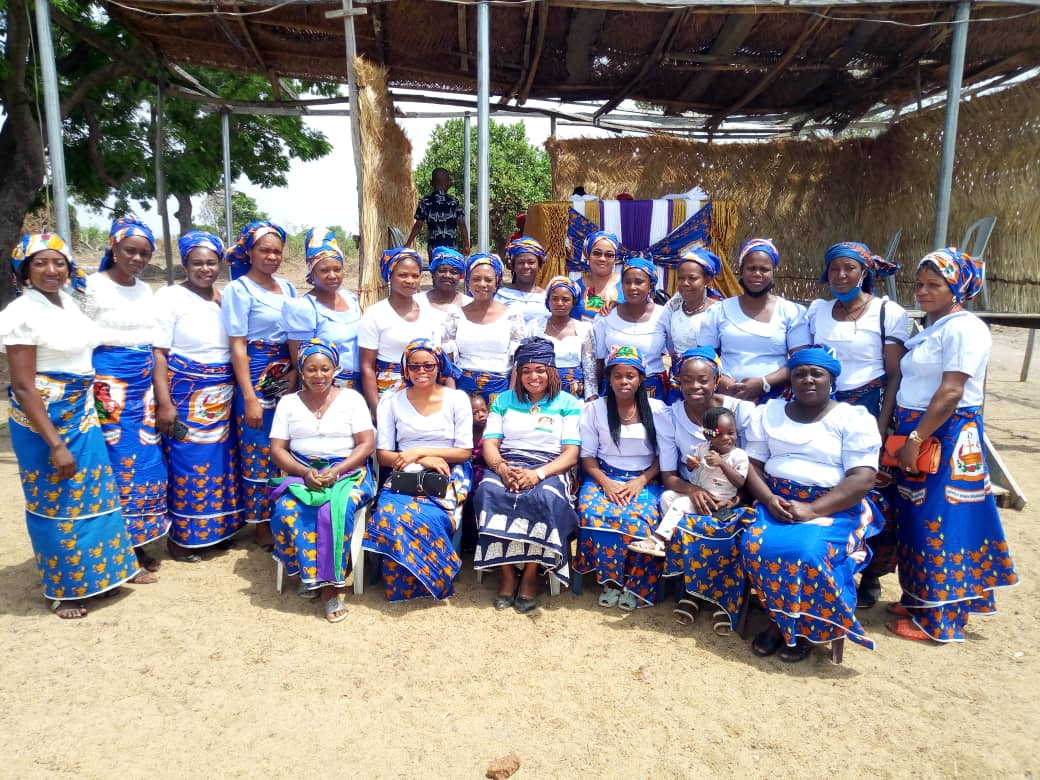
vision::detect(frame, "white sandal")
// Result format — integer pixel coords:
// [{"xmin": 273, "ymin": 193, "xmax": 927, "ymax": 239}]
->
[
  {"xmin": 324, "ymin": 595, "xmax": 348, "ymax": 623},
  {"xmin": 627, "ymin": 538, "xmax": 666, "ymax": 557},
  {"xmin": 598, "ymin": 585, "xmax": 622, "ymax": 608},
  {"xmin": 618, "ymin": 589, "xmax": 640, "ymax": 611}
]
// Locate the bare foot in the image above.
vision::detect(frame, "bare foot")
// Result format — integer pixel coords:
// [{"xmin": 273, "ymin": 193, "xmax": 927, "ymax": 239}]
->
[{"xmin": 131, "ymin": 571, "xmax": 160, "ymax": 585}]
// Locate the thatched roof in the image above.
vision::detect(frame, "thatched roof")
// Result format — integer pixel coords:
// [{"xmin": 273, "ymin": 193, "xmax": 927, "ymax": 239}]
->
[{"xmin": 106, "ymin": 0, "xmax": 1040, "ymax": 131}]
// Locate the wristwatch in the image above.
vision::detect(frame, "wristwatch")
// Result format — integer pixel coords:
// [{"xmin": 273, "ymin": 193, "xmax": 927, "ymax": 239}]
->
[
  {"xmin": 536, "ymin": 468, "xmax": 547, "ymax": 482},
  {"xmin": 908, "ymin": 430, "xmax": 923, "ymax": 444},
  {"xmin": 760, "ymin": 376, "xmax": 772, "ymax": 393}
]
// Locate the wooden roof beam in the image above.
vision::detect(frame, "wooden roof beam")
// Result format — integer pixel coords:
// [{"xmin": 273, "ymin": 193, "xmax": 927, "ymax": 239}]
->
[
  {"xmin": 705, "ymin": 9, "xmax": 831, "ymax": 132},
  {"xmin": 593, "ymin": 8, "xmax": 686, "ymax": 118},
  {"xmin": 518, "ymin": 0, "xmax": 549, "ymax": 105},
  {"xmin": 457, "ymin": 3, "xmax": 468, "ymax": 72},
  {"xmin": 501, "ymin": 1, "xmax": 536, "ymax": 105},
  {"xmin": 672, "ymin": 13, "xmax": 759, "ymax": 107},
  {"xmin": 779, "ymin": 20, "xmax": 882, "ymax": 107}
]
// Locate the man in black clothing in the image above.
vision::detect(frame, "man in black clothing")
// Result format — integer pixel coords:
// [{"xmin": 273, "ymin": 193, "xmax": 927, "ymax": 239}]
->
[{"xmin": 405, "ymin": 168, "xmax": 470, "ymax": 254}]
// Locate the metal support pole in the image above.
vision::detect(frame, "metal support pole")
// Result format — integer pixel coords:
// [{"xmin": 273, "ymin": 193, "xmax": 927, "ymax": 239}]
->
[
  {"xmin": 550, "ymin": 116, "xmax": 557, "ymax": 138},
  {"xmin": 221, "ymin": 111, "xmax": 233, "ymax": 247},
  {"xmin": 932, "ymin": 1, "xmax": 971, "ymax": 249},
  {"xmin": 33, "ymin": 0, "xmax": 71, "ymax": 241},
  {"xmin": 463, "ymin": 113, "xmax": 472, "ymax": 240},
  {"xmin": 154, "ymin": 83, "xmax": 174, "ymax": 286},
  {"xmin": 340, "ymin": 0, "xmax": 366, "ymax": 261},
  {"xmin": 476, "ymin": 2, "xmax": 490, "ymax": 252}
]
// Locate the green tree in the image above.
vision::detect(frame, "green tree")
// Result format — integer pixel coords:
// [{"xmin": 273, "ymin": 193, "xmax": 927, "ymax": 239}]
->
[{"xmin": 414, "ymin": 119, "xmax": 551, "ymax": 253}]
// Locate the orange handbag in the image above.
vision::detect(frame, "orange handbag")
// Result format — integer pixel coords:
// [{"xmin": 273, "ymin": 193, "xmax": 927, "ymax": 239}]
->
[{"xmin": 881, "ymin": 434, "xmax": 942, "ymax": 474}]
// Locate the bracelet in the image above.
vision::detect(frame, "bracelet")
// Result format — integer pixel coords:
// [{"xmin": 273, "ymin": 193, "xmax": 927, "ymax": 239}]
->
[
  {"xmin": 908, "ymin": 430, "xmax": 923, "ymax": 444},
  {"xmin": 536, "ymin": 468, "xmax": 547, "ymax": 482}
]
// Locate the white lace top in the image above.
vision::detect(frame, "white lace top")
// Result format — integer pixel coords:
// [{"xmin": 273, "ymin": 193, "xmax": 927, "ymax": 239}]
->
[{"xmin": 0, "ymin": 289, "xmax": 101, "ymax": 374}]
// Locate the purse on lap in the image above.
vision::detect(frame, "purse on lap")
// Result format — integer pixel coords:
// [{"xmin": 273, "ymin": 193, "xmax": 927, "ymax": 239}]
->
[
  {"xmin": 386, "ymin": 468, "xmax": 449, "ymax": 498},
  {"xmin": 880, "ymin": 434, "xmax": 941, "ymax": 474}
]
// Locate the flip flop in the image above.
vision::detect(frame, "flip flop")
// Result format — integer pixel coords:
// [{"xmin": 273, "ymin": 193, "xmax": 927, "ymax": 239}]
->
[
  {"xmin": 886, "ymin": 618, "xmax": 932, "ymax": 641},
  {"xmin": 598, "ymin": 586, "xmax": 622, "ymax": 608},
  {"xmin": 617, "ymin": 590, "xmax": 640, "ymax": 611},
  {"xmin": 627, "ymin": 539, "xmax": 666, "ymax": 558},
  {"xmin": 751, "ymin": 628, "xmax": 782, "ymax": 657},
  {"xmin": 672, "ymin": 598, "xmax": 699, "ymax": 626},
  {"xmin": 51, "ymin": 600, "xmax": 87, "ymax": 619},
  {"xmin": 779, "ymin": 638, "xmax": 813, "ymax": 663},
  {"xmin": 324, "ymin": 595, "xmax": 348, "ymax": 623},
  {"xmin": 886, "ymin": 601, "xmax": 910, "ymax": 617},
  {"xmin": 131, "ymin": 571, "xmax": 159, "ymax": 585}
]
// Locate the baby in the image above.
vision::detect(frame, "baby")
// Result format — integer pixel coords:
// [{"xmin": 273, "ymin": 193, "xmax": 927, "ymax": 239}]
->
[{"xmin": 630, "ymin": 406, "xmax": 748, "ymax": 556}]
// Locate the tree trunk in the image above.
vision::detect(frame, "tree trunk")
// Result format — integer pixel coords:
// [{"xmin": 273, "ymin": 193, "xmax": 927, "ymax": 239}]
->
[{"xmin": 172, "ymin": 191, "xmax": 194, "ymax": 237}]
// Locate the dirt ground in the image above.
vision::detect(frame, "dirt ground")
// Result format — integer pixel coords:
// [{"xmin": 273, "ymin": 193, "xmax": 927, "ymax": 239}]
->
[{"xmin": 0, "ymin": 278, "xmax": 1037, "ymax": 776}]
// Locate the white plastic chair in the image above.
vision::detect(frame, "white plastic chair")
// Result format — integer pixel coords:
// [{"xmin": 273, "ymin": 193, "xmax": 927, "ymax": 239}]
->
[
  {"xmin": 959, "ymin": 216, "xmax": 997, "ymax": 311},
  {"xmin": 474, "ymin": 565, "xmax": 563, "ymax": 596},
  {"xmin": 274, "ymin": 501, "xmax": 373, "ymax": 595}
]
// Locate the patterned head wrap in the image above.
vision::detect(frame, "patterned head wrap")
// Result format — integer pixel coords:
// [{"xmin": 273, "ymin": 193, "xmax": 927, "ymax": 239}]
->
[
  {"xmin": 514, "ymin": 336, "xmax": 556, "ymax": 368},
  {"xmin": 100, "ymin": 215, "xmax": 156, "ymax": 272},
  {"xmin": 605, "ymin": 344, "xmax": 647, "ymax": 374},
  {"xmin": 680, "ymin": 248, "xmax": 722, "ymax": 278},
  {"xmin": 465, "ymin": 252, "xmax": 504, "ymax": 295},
  {"xmin": 738, "ymin": 238, "xmax": 780, "ymax": 270},
  {"xmin": 400, "ymin": 338, "xmax": 461, "ymax": 386},
  {"xmin": 177, "ymin": 230, "xmax": 225, "ymax": 266},
  {"xmin": 226, "ymin": 220, "xmax": 287, "ymax": 280},
  {"xmin": 297, "ymin": 338, "xmax": 340, "ymax": 375},
  {"xmin": 304, "ymin": 227, "xmax": 344, "ymax": 283},
  {"xmin": 583, "ymin": 231, "xmax": 621, "ymax": 266},
  {"xmin": 676, "ymin": 346, "xmax": 722, "ymax": 378},
  {"xmin": 380, "ymin": 247, "xmax": 422, "ymax": 284},
  {"xmin": 621, "ymin": 256, "xmax": 659, "ymax": 297},
  {"xmin": 429, "ymin": 246, "xmax": 467, "ymax": 275},
  {"xmin": 504, "ymin": 236, "xmax": 547, "ymax": 265},
  {"xmin": 788, "ymin": 344, "xmax": 842, "ymax": 379},
  {"xmin": 918, "ymin": 247, "xmax": 985, "ymax": 303},
  {"xmin": 544, "ymin": 275, "xmax": 580, "ymax": 312},
  {"xmin": 819, "ymin": 241, "xmax": 899, "ymax": 283},
  {"xmin": 11, "ymin": 232, "xmax": 87, "ymax": 292}
]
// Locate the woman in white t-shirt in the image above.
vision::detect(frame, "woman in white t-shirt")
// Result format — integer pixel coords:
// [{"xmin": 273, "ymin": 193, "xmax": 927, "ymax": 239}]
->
[
  {"xmin": 152, "ymin": 231, "xmax": 243, "ymax": 562},
  {"xmin": 364, "ymin": 339, "xmax": 473, "ymax": 602},
  {"xmin": 807, "ymin": 242, "xmax": 908, "ymax": 432},
  {"xmin": 86, "ymin": 216, "xmax": 167, "ymax": 579},
  {"xmin": 663, "ymin": 249, "xmax": 722, "ymax": 402},
  {"xmin": 525, "ymin": 276, "xmax": 597, "ymax": 400},
  {"xmin": 414, "ymin": 246, "xmax": 471, "ymax": 336},
  {"xmin": 357, "ymin": 247, "xmax": 440, "ymax": 413},
  {"xmin": 269, "ymin": 340, "xmax": 376, "ymax": 623},
  {"xmin": 495, "ymin": 236, "xmax": 547, "ymax": 324},
  {"xmin": 886, "ymin": 249, "xmax": 1017, "ymax": 644},
  {"xmin": 442, "ymin": 253, "xmax": 525, "ymax": 403},
  {"xmin": 699, "ymin": 238, "xmax": 811, "ymax": 403}
]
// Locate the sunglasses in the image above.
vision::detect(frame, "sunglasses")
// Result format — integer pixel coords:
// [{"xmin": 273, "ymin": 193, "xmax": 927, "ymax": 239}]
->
[
  {"xmin": 407, "ymin": 362, "xmax": 438, "ymax": 373},
  {"xmin": 589, "ymin": 249, "xmax": 616, "ymax": 260}
]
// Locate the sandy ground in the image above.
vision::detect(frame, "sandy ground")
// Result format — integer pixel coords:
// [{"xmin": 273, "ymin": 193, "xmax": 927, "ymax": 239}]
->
[{"xmin": 0, "ymin": 279, "xmax": 1037, "ymax": 776}]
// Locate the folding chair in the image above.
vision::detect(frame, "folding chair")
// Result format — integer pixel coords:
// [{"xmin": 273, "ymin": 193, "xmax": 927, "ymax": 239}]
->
[
  {"xmin": 959, "ymin": 216, "xmax": 997, "ymax": 311},
  {"xmin": 274, "ymin": 500, "xmax": 373, "ymax": 595}
]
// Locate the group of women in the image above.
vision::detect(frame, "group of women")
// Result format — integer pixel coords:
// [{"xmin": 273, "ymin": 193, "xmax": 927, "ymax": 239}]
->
[{"xmin": 2, "ymin": 218, "xmax": 1018, "ymax": 665}]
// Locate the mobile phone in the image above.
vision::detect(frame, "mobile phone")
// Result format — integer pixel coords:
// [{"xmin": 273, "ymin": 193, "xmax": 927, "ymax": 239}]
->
[
  {"xmin": 309, "ymin": 457, "xmax": 331, "ymax": 471},
  {"xmin": 172, "ymin": 419, "xmax": 190, "ymax": 441}
]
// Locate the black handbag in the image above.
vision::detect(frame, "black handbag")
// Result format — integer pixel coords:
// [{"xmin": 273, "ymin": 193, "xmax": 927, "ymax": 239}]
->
[{"xmin": 386, "ymin": 469, "xmax": 449, "ymax": 498}]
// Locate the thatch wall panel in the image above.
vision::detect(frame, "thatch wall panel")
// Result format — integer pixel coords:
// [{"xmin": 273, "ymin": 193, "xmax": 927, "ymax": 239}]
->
[{"xmin": 547, "ymin": 81, "xmax": 1040, "ymax": 311}]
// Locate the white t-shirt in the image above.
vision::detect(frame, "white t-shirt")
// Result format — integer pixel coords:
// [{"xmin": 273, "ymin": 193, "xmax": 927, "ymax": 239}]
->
[
  {"xmin": 807, "ymin": 297, "xmax": 909, "ymax": 392},
  {"xmin": 657, "ymin": 395, "xmax": 757, "ymax": 479},
  {"xmin": 415, "ymin": 291, "xmax": 470, "ymax": 341},
  {"xmin": 494, "ymin": 287, "xmax": 546, "ymax": 324},
  {"xmin": 592, "ymin": 305, "xmax": 669, "ymax": 374},
  {"xmin": 376, "ymin": 387, "xmax": 473, "ymax": 451},
  {"xmin": 484, "ymin": 389, "xmax": 582, "ymax": 458},
  {"xmin": 442, "ymin": 309, "xmax": 525, "ymax": 372},
  {"xmin": 698, "ymin": 296, "xmax": 811, "ymax": 379},
  {"xmin": 270, "ymin": 388, "xmax": 373, "ymax": 460},
  {"xmin": 153, "ymin": 284, "xmax": 230, "ymax": 364},
  {"xmin": 688, "ymin": 441, "xmax": 748, "ymax": 503},
  {"xmin": 85, "ymin": 273, "xmax": 156, "ymax": 347},
  {"xmin": 0, "ymin": 289, "xmax": 101, "ymax": 374},
  {"xmin": 525, "ymin": 315, "xmax": 593, "ymax": 370},
  {"xmin": 357, "ymin": 298, "xmax": 441, "ymax": 363},
  {"xmin": 665, "ymin": 296, "xmax": 715, "ymax": 355},
  {"xmin": 579, "ymin": 396, "xmax": 669, "ymax": 472},
  {"xmin": 896, "ymin": 311, "xmax": 990, "ymax": 410},
  {"xmin": 745, "ymin": 399, "xmax": 881, "ymax": 488}
]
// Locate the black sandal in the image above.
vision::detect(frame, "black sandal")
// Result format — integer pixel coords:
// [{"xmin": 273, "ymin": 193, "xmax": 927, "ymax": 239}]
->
[
  {"xmin": 751, "ymin": 628, "xmax": 782, "ymax": 657},
  {"xmin": 779, "ymin": 638, "xmax": 813, "ymax": 663}
]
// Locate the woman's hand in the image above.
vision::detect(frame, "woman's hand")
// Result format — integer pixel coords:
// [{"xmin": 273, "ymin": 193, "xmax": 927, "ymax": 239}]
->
[
  {"xmin": 897, "ymin": 438, "xmax": 922, "ymax": 474},
  {"xmin": 511, "ymin": 468, "xmax": 540, "ymax": 492},
  {"xmin": 244, "ymin": 397, "xmax": 264, "ymax": 429},
  {"xmin": 303, "ymin": 469, "xmax": 326, "ymax": 490},
  {"xmin": 392, "ymin": 449, "xmax": 422, "ymax": 470},
  {"xmin": 684, "ymin": 485, "xmax": 720, "ymax": 515},
  {"xmin": 494, "ymin": 461, "xmax": 520, "ymax": 492},
  {"xmin": 613, "ymin": 477, "xmax": 647, "ymax": 507},
  {"xmin": 418, "ymin": 455, "xmax": 450, "ymax": 476},
  {"xmin": 786, "ymin": 501, "xmax": 817, "ymax": 523},
  {"xmin": 156, "ymin": 401, "xmax": 179, "ymax": 438},
  {"xmin": 764, "ymin": 493, "xmax": 793, "ymax": 521},
  {"xmin": 49, "ymin": 443, "xmax": 76, "ymax": 481},
  {"xmin": 731, "ymin": 376, "xmax": 764, "ymax": 401}
]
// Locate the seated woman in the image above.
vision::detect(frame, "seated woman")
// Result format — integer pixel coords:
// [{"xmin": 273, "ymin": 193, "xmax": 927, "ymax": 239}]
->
[
  {"xmin": 495, "ymin": 236, "xmax": 547, "ymax": 324},
  {"xmin": 0, "ymin": 233, "xmax": 139, "ymax": 618},
  {"xmin": 364, "ymin": 339, "xmax": 473, "ymax": 602},
  {"xmin": 887, "ymin": 249, "xmax": 1017, "ymax": 643},
  {"xmin": 473, "ymin": 337, "xmax": 582, "ymax": 614},
  {"xmin": 574, "ymin": 231, "xmax": 623, "ymax": 321},
  {"xmin": 268, "ymin": 340, "xmax": 376, "ymax": 623},
  {"xmin": 284, "ymin": 227, "xmax": 363, "ymax": 389},
  {"xmin": 657, "ymin": 347, "xmax": 757, "ymax": 632},
  {"xmin": 575, "ymin": 346, "xmax": 669, "ymax": 611},
  {"xmin": 526, "ymin": 276, "xmax": 597, "ymax": 401},
  {"xmin": 699, "ymin": 238, "xmax": 811, "ymax": 403},
  {"xmin": 664, "ymin": 249, "xmax": 722, "ymax": 402},
  {"xmin": 592, "ymin": 257, "xmax": 669, "ymax": 398},
  {"xmin": 442, "ymin": 253, "xmax": 525, "ymax": 403},
  {"xmin": 415, "ymin": 246, "xmax": 471, "ymax": 336},
  {"xmin": 740, "ymin": 346, "xmax": 883, "ymax": 663}
]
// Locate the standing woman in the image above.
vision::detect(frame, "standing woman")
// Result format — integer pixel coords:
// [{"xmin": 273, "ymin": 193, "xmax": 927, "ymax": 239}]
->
[
  {"xmin": 888, "ymin": 249, "xmax": 1018, "ymax": 643},
  {"xmin": 473, "ymin": 338, "xmax": 582, "ymax": 613},
  {"xmin": 284, "ymin": 227, "xmax": 363, "ymax": 389},
  {"xmin": 0, "ymin": 234, "xmax": 140, "ymax": 618},
  {"xmin": 699, "ymin": 238, "xmax": 811, "ymax": 403},
  {"xmin": 153, "ymin": 231, "xmax": 242, "ymax": 561},
  {"xmin": 495, "ymin": 236, "xmax": 547, "ymax": 324},
  {"xmin": 357, "ymin": 247, "xmax": 439, "ymax": 413},
  {"xmin": 574, "ymin": 231, "xmax": 623, "ymax": 321},
  {"xmin": 575, "ymin": 346, "xmax": 669, "ymax": 610},
  {"xmin": 526, "ymin": 276, "xmax": 597, "ymax": 401},
  {"xmin": 664, "ymin": 250, "xmax": 722, "ymax": 402},
  {"xmin": 87, "ymin": 216, "xmax": 167, "ymax": 580},
  {"xmin": 222, "ymin": 220, "xmax": 297, "ymax": 549},
  {"xmin": 592, "ymin": 257, "xmax": 669, "ymax": 398},
  {"xmin": 365, "ymin": 339, "xmax": 473, "ymax": 602},
  {"xmin": 807, "ymin": 242, "xmax": 907, "ymax": 431},
  {"xmin": 442, "ymin": 253, "xmax": 525, "ymax": 403},
  {"xmin": 415, "ymin": 246, "xmax": 471, "ymax": 336}
]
